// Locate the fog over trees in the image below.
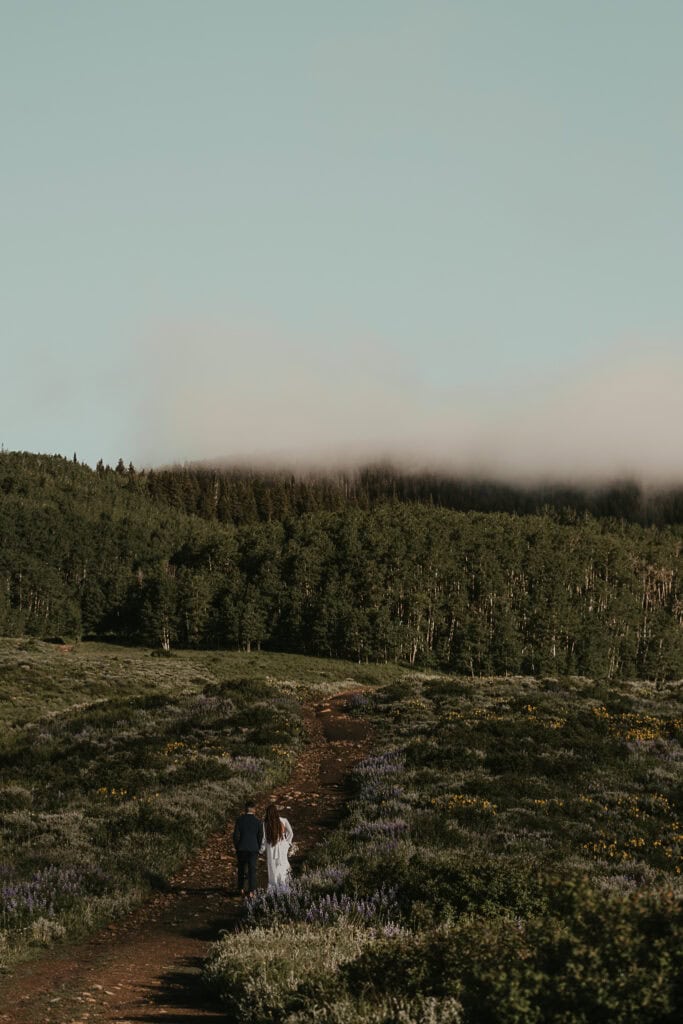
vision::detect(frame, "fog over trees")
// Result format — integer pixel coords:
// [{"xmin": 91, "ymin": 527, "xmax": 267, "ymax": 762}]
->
[{"xmin": 2, "ymin": 451, "xmax": 683, "ymax": 679}]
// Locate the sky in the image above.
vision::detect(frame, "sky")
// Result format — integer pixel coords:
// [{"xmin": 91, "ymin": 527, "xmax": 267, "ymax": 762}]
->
[{"xmin": 2, "ymin": 1, "xmax": 682, "ymax": 480}]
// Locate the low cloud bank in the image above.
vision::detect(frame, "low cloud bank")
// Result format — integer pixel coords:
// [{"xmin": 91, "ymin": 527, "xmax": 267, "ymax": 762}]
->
[{"xmin": 134, "ymin": 326, "xmax": 683, "ymax": 484}]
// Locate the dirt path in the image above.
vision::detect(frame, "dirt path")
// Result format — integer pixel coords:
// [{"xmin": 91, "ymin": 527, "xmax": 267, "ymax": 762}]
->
[{"xmin": 1, "ymin": 693, "xmax": 369, "ymax": 1024}]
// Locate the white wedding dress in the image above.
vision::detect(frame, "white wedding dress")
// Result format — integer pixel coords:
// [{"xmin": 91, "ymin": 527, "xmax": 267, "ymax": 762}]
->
[{"xmin": 260, "ymin": 817, "xmax": 294, "ymax": 887}]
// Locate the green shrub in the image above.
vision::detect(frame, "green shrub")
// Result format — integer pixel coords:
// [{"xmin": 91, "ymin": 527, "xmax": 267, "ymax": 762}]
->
[
  {"xmin": 203, "ymin": 922, "xmax": 372, "ymax": 1022},
  {"xmin": 343, "ymin": 886, "xmax": 683, "ymax": 1023},
  {"xmin": 249, "ymin": 675, "xmax": 683, "ymax": 1022},
  {"xmin": 0, "ymin": 676, "xmax": 304, "ymax": 963},
  {"xmin": 283, "ymin": 994, "xmax": 464, "ymax": 1023}
]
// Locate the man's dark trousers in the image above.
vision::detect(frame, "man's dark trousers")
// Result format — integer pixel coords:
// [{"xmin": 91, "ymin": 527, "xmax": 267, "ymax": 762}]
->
[
  {"xmin": 236, "ymin": 851, "xmax": 258, "ymax": 894},
  {"xmin": 233, "ymin": 812, "xmax": 263, "ymax": 893}
]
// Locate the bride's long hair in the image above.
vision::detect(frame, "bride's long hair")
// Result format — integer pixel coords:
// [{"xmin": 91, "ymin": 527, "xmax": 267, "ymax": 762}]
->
[{"xmin": 264, "ymin": 803, "xmax": 285, "ymax": 846}]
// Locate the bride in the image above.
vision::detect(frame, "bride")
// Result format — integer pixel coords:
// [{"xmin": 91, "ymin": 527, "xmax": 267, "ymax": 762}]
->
[{"xmin": 260, "ymin": 802, "xmax": 294, "ymax": 887}]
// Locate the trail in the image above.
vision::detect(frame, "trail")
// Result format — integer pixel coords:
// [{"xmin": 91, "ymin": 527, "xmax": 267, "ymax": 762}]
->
[{"xmin": 1, "ymin": 693, "xmax": 369, "ymax": 1024}]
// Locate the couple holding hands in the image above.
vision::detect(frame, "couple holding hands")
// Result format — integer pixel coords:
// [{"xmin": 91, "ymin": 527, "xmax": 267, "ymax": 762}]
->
[{"xmin": 232, "ymin": 799, "xmax": 294, "ymax": 896}]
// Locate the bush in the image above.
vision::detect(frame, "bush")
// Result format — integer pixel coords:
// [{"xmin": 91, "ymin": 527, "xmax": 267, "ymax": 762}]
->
[
  {"xmin": 283, "ymin": 994, "xmax": 464, "ymax": 1023},
  {"xmin": 0, "ymin": 678, "xmax": 304, "ymax": 963},
  {"xmin": 204, "ymin": 674, "xmax": 683, "ymax": 1022},
  {"xmin": 204, "ymin": 922, "xmax": 372, "ymax": 1022},
  {"xmin": 245, "ymin": 880, "xmax": 400, "ymax": 928},
  {"xmin": 344, "ymin": 886, "xmax": 683, "ymax": 1023}
]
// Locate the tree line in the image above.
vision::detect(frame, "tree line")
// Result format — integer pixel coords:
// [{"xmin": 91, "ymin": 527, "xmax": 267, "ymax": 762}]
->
[
  {"xmin": 1, "ymin": 451, "xmax": 682, "ymax": 679},
  {"xmin": 143, "ymin": 463, "xmax": 683, "ymax": 527}
]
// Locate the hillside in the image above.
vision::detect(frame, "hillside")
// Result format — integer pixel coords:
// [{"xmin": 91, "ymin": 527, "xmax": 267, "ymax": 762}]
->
[
  {"xmin": 1, "ymin": 451, "xmax": 682, "ymax": 679},
  {"xmin": 0, "ymin": 641, "xmax": 681, "ymax": 1021}
]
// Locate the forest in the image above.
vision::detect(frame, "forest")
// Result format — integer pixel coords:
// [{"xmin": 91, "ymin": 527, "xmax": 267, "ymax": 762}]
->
[{"xmin": 1, "ymin": 450, "xmax": 683, "ymax": 679}]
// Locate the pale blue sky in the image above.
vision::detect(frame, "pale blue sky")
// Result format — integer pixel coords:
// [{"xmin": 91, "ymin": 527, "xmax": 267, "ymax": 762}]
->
[{"xmin": 2, "ymin": 1, "xmax": 682, "ymax": 476}]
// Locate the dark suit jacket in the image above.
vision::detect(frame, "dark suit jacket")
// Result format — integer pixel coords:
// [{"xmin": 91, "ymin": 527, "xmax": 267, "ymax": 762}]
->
[{"xmin": 233, "ymin": 812, "xmax": 264, "ymax": 853}]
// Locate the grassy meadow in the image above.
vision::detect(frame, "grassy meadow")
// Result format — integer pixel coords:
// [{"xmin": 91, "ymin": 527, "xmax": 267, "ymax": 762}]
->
[
  {"xmin": 206, "ymin": 674, "xmax": 683, "ymax": 1023},
  {"xmin": 2, "ymin": 637, "xmax": 682, "ymax": 1019},
  {"xmin": 0, "ymin": 639, "xmax": 394, "ymax": 968}
]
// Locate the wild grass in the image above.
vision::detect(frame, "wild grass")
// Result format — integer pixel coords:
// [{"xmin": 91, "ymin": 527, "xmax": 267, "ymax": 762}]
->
[
  {"xmin": 0, "ymin": 640, "xmax": 425, "ymax": 968},
  {"xmin": 1, "ymin": 641, "xmax": 367, "ymax": 966},
  {"xmin": 204, "ymin": 921, "xmax": 374, "ymax": 1022},
  {"xmin": 0, "ymin": 638, "xmax": 401, "ymax": 728},
  {"xmin": 205, "ymin": 673, "xmax": 683, "ymax": 1022}
]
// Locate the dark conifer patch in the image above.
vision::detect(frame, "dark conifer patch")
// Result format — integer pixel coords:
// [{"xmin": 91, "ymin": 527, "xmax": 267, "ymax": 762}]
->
[{"xmin": 2, "ymin": 451, "xmax": 683, "ymax": 679}]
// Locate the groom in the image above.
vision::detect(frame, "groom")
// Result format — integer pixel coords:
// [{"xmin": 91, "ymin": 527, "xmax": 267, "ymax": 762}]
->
[{"xmin": 233, "ymin": 798, "xmax": 263, "ymax": 897}]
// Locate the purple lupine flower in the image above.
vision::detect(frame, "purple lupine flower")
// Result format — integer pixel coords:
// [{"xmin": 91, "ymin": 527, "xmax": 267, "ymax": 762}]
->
[
  {"xmin": 229, "ymin": 756, "xmax": 264, "ymax": 774},
  {"xmin": 244, "ymin": 879, "xmax": 399, "ymax": 928},
  {"xmin": 0, "ymin": 865, "xmax": 89, "ymax": 927},
  {"xmin": 354, "ymin": 750, "xmax": 407, "ymax": 802},
  {"xmin": 349, "ymin": 818, "xmax": 409, "ymax": 841}
]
